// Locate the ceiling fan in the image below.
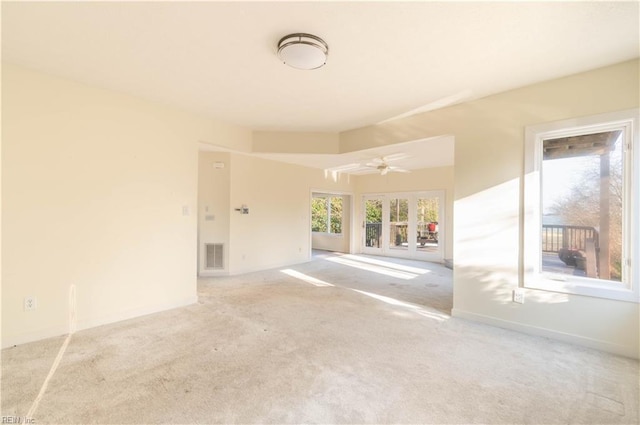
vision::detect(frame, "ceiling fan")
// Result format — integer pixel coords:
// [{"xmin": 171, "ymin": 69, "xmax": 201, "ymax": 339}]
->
[{"xmin": 364, "ymin": 156, "xmax": 410, "ymax": 175}]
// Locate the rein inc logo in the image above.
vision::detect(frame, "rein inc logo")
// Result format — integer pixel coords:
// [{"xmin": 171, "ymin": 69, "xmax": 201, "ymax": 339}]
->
[{"xmin": 2, "ymin": 417, "xmax": 35, "ymax": 424}]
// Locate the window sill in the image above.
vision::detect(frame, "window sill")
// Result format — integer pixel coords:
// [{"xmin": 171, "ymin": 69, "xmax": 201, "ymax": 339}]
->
[{"xmin": 525, "ymin": 273, "xmax": 638, "ymax": 303}]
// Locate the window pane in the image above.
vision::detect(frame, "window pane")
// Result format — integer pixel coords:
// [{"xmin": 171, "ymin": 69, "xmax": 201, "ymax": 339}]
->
[
  {"xmin": 365, "ymin": 199, "xmax": 383, "ymax": 247},
  {"xmin": 541, "ymin": 130, "xmax": 623, "ymax": 282},
  {"xmin": 389, "ymin": 198, "xmax": 408, "ymax": 250},
  {"xmin": 330, "ymin": 197, "xmax": 342, "ymax": 234},
  {"xmin": 311, "ymin": 197, "xmax": 328, "ymax": 232},
  {"xmin": 417, "ymin": 198, "xmax": 439, "ymax": 252}
]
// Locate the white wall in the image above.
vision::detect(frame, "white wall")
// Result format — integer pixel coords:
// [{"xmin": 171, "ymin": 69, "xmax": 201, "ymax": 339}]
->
[
  {"xmin": 226, "ymin": 153, "xmax": 355, "ymax": 274},
  {"xmin": 1, "ymin": 64, "xmax": 218, "ymax": 347},
  {"xmin": 196, "ymin": 152, "xmax": 356, "ymax": 276},
  {"xmin": 311, "ymin": 232, "xmax": 347, "ymax": 253},
  {"xmin": 198, "ymin": 152, "xmax": 231, "ymax": 275},
  {"xmin": 450, "ymin": 62, "xmax": 639, "ymax": 358},
  {"xmin": 344, "ymin": 60, "xmax": 640, "ymax": 358},
  {"xmin": 253, "ymin": 131, "xmax": 340, "ymax": 154}
]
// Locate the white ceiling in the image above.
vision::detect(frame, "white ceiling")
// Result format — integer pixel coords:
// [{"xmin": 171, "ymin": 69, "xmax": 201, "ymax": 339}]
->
[{"xmin": 3, "ymin": 1, "xmax": 639, "ymax": 134}]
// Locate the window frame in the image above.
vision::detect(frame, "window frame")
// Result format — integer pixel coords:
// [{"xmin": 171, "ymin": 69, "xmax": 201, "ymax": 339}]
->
[
  {"xmin": 311, "ymin": 195, "xmax": 343, "ymax": 236},
  {"xmin": 523, "ymin": 109, "xmax": 639, "ymax": 303}
]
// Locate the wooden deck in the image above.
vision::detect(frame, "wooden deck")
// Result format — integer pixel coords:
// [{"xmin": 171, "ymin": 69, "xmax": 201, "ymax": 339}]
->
[{"xmin": 542, "ymin": 252, "xmax": 586, "ymax": 277}]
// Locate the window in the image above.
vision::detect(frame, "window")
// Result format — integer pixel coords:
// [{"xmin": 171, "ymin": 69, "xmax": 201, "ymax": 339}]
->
[
  {"xmin": 389, "ymin": 198, "xmax": 409, "ymax": 250},
  {"xmin": 312, "ymin": 196, "xmax": 342, "ymax": 234},
  {"xmin": 417, "ymin": 197, "xmax": 439, "ymax": 253},
  {"xmin": 524, "ymin": 109, "xmax": 638, "ymax": 302}
]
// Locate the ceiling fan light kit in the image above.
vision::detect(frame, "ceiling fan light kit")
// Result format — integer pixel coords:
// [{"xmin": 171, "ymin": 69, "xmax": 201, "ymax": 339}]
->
[{"xmin": 277, "ymin": 33, "xmax": 328, "ymax": 70}]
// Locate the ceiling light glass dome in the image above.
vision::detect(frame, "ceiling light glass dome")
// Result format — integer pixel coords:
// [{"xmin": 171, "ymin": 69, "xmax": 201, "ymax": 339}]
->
[{"xmin": 277, "ymin": 33, "xmax": 328, "ymax": 70}]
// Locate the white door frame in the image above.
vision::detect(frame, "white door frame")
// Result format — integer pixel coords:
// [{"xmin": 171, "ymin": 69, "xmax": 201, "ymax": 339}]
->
[{"xmin": 361, "ymin": 190, "xmax": 445, "ymax": 262}]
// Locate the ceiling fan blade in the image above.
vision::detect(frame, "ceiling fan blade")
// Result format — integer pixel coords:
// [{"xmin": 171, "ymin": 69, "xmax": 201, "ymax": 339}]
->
[
  {"xmin": 328, "ymin": 162, "xmax": 364, "ymax": 172},
  {"xmin": 388, "ymin": 165, "xmax": 410, "ymax": 173},
  {"xmin": 381, "ymin": 153, "xmax": 409, "ymax": 162},
  {"xmin": 367, "ymin": 157, "xmax": 385, "ymax": 165}
]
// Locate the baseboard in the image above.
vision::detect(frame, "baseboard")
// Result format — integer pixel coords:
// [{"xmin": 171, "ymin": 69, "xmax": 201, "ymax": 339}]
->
[
  {"xmin": 1, "ymin": 296, "xmax": 198, "ymax": 350},
  {"xmin": 77, "ymin": 295, "xmax": 198, "ymax": 332},
  {"xmin": 198, "ymin": 257, "xmax": 312, "ymax": 278},
  {"xmin": 228, "ymin": 257, "xmax": 311, "ymax": 276},
  {"xmin": 1, "ymin": 325, "xmax": 70, "ymax": 350},
  {"xmin": 451, "ymin": 308, "xmax": 638, "ymax": 359},
  {"xmin": 198, "ymin": 269, "xmax": 230, "ymax": 277}
]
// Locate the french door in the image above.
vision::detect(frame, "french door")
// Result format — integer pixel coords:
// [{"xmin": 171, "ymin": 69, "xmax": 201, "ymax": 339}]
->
[
  {"xmin": 363, "ymin": 196, "xmax": 384, "ymax": 255},
  {"xmin": 362, "ymin": 191, "xmax": 444, "ymax": 261}
]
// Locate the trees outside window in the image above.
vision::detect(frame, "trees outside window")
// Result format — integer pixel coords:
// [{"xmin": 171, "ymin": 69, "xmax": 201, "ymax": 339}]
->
[
  {"xmin": 544, "ymin": 134, "xmax": 623, "ymax": 281},
  {"xmin": 365, "ymin": 199, "xmax": 382, "ymax": 224},
  {"xmin": 329, "ymin": 197, "xmax": 342, "ymax": 234},
  {"xmin": 311, "ymin": 197, "xmax": 328, "ymax": 232},
  {"xmin": 312, "ymin": 196, "xmax": 342, "ymax": 234}
]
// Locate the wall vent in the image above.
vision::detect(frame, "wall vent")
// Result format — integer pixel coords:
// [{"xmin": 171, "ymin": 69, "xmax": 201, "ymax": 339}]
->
[{"xmin": 205, "ymin": 243, "xmax": 224, "ymax": 269}]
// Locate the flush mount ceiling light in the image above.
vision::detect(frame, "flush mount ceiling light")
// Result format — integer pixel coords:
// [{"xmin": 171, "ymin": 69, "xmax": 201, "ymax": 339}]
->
[{"xmin": 277, "ymin": 33, "xmax": 328, "ymax": 70}]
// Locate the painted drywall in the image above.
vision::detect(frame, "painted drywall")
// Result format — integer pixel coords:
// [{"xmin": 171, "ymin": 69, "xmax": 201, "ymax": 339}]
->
[
  {"xmin": 311, "ymin": 194, "xmax": 351, "ymax": 253},
  {"xmin": 227, "ymin": 153, "xmax": 355, "ymax": 274},
  {"xmin": 211, "ymin": 121, "xmax": 253, "ymax": 153},
  {"xmin": 1, "ymin": 64, "xmax": 219, "ymax": 347},
  {"xmin": 198, "ymin": 152, "xmax": 231, "ymax": 275},
  {"xmin": 311, "ymin": 232, "xmax": 348, "ymax": 253},
  {"xmin": 451, "ymin": 61, "xmax": 639, "ymax": 358},
  {"xmin": 6, "ymin": 57, "xmax": 637, "ymax": 358},
  {"xmin": 355, "ymin": 166, "xmax": 454, "ymax": 261},
  {"xmin": 253, "ymin": 131, "xmax": 340, "ymax": 154},
  {"xmin": 0, "ymin": 62, "xmax": 3, "ymax": 347},
  {"xmin": 343, "ymin": 59, "xmax": 640, "ymax": 357}
]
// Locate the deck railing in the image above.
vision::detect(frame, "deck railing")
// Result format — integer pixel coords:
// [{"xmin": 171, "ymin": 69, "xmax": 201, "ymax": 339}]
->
[
  {"xmin": 542, "ymin": 224, "xmax": 598, "ymax": 253},
  {"xmin": 365, "ymin": 223, "xmax": 382, "ymax": 247},
  {"xmin": 366, "ymin": 223, "xmax": 438, "ymax": 247}
]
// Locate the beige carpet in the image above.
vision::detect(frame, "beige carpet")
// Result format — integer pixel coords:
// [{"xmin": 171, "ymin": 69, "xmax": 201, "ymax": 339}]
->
[{"xmin": 2, "ymin": 252, "xmax": 638, "ymax": 424}]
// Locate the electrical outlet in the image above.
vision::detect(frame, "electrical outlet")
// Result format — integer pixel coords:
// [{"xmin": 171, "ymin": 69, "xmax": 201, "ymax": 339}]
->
[
  {"xmin": 513, "ymin": 289, "xmax": 525, "ymax": 304},
  {"xmin": 24, "ymin": 296, "xmax": 37, "ymax": 311}
]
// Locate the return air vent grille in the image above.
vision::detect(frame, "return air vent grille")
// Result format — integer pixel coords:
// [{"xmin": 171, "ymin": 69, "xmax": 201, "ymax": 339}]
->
[{"xmin": 205, "ymin": 243, "xmax": 224, "ymax": 270}]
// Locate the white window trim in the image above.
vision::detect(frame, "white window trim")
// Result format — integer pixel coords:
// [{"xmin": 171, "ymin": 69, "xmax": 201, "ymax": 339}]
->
[{"xmin": 523, "ymin": 109, "xmax": 639, "ymax": 303}]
